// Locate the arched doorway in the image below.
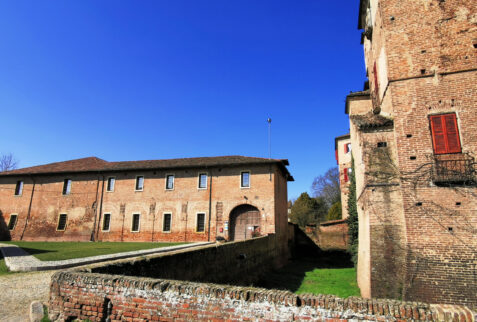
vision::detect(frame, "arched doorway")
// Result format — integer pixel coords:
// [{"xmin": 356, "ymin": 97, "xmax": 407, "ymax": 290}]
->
[{"xmin": 229, "ymin": 204, "xmax": 261, "ymax": 241}]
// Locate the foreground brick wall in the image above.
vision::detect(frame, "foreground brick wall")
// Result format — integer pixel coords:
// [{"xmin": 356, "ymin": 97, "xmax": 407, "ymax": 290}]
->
[{"xmin": 49, "ymin": 271, "xmax": 476, "ymax": 321}]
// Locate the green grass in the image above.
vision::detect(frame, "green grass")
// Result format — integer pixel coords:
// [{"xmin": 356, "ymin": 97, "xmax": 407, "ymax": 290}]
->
[
  {"xmin": 0, "ymin": 253, "xmax": 9, "ymax": 276},
  {"xmin": 2, "ymin": 241, "xmax": 187, "ymax": 261},
  {"xmin": 256, "ymin": 251, "xmax": 360, "ymax": 298},
  {"xmin": 295, "ymin": 267, "xmax": 359, "ymax": 297}
]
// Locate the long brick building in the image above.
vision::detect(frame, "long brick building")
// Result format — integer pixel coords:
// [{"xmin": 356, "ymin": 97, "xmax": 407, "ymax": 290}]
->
[
  {"xmin": 0, "ymin": 156, "xmax": 293, "ymax": 247},
  {"xmin": 345, "ymin": 0, "xmax": 476, "ymax": 307}
]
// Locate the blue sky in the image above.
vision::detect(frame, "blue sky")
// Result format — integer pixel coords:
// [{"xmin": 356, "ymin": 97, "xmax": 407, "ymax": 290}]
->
[{"xmin": 0, "ymin": 1, "xmax": 365, "ymax": 200}]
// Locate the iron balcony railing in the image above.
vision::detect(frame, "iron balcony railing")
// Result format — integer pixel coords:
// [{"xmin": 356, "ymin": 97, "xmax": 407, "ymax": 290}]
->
[{"xmin": 432, "ymin": 153, "xmax": 476, "ymax": 185}]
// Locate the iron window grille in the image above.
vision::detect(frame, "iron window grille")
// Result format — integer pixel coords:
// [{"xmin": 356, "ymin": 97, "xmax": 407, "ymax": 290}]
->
[
  {"xmin": 7, "ymin": 215, "xmax": 18, "ymax": 230},
  {"xmin": 57, "ymin": 214, "xmax": 68, "ymax": 231}
]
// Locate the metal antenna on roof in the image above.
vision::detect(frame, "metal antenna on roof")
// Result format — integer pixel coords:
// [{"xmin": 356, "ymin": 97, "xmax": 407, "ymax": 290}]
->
[{"xmin": 267, "ymin": 118, "xmax": 272, "ymax": 159}]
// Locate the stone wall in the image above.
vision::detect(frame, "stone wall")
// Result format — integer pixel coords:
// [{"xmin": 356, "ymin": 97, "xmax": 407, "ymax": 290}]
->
[
  {"xmin": 84, "ymin": 235, "xmax": 287, "ymax": 286},
  {"xmin": 49, "ymin": 271, "xmax": 476, "ymax": 321},
  {"xmin": 305, "ymin": 220, "xmax": 348, "ymax": 251}
]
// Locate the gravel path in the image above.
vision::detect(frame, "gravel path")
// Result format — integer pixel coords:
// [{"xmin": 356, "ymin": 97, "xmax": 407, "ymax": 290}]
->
[{"xmin": 0, "ymin": 270, "xmax": 57, "ymax": 322}]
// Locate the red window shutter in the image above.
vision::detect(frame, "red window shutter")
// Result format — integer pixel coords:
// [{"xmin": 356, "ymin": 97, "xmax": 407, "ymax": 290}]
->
[
  {"xmin": 430, "ymin": 115, "xmax": 447, "ymax": 154},
  {"xmin": 335, "ymin": 150, "xmax": 339, "ymax": 164},
  {"xmin": 344, "ymin": 168, "xmax": 348, "ymax": 182},
  {"xmin": 430, "ymin": 113, "xmax": 462, "ymax": 154},
  {"xmin": 344, "ymin": 144, "xmax": 348, "ymax": 153},
  {"xmin": 373, "ymin": 62, "xmax": 379, "ymax": 96},
  {"xmin": 444, "ymin": 114, "xmax": 461, "ymax": 153}
]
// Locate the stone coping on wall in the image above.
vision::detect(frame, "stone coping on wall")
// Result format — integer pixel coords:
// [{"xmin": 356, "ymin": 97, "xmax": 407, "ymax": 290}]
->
[
  {"xmin": 50, "ymin": 270, "xmax": 476, "ymax": 321},
  {"xmin": 0, "ymin": 242, "xmax": 212, "ymax": 272}
]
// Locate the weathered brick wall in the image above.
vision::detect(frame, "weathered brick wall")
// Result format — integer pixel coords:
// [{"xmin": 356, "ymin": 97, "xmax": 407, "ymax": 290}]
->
[
  {"xmin": 0, "ymin": 164, "xmax": 289, "ymax": 243},
  {"xmin": 49, "ymin": 271, "xmax": 476, "ymax": 321},
  {"xmin": 83, "ymin": 235, "xmax": 287, "ymax": 286},
  {"xmin": 305, "ymin": 220, "xmax": 348, "ymax": 251},
  {"xmin": 351, "ymin": 0, "xmax": 477, "ymax": 307}
]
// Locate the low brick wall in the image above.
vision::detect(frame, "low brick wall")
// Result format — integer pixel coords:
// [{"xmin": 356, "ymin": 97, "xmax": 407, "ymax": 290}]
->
[
  {"xmin": 84, "ymin": 234, "xmax": 286, "ymax": 286},
  {"xmin": 305, "ymin": 220, "xmax": 349, "ymax": 251},
  {"xmin": 49, "ymin": 271, "xmax": 475, "ymax": 321}
]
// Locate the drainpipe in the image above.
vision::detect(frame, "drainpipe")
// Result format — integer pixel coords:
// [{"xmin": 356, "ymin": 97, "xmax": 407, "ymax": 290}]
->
[
  {"xmin": 95, "ymin": 175, "xmax": 105, "ymax": 241},
  {"xmin": 20, "ymin": 176, "xmax": 35, "ymax": 240},
  {"xmin": 207, "ymin": 169, "xmax": 213, "ymax": 242},
  {"xmin": 91, "ymin": 175, "xmax": 101, "ymax": 241}
]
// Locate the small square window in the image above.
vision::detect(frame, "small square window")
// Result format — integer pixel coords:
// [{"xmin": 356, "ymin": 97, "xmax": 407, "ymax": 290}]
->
[
  {"xmin": 7, "ymin": 214, "xmax": 18, "ymax": 230},
  {"xmin": 163, "ymin": 213, "xmax": 171, "ymax": 232},
  {"xmin": 107, "ymin": 177, "xmax": 115, "ymax": 192},
  {"xmin": 198, "ymin": 173, "xmax": 207, "ymax": 189},
  {"xmin": 166, "ymin": 174, "xmax": 174, "ymax": 190},
  {"xmin": 57, "ymin": 214, "xmax": 68, "ymax": 231},
  {"xmin": 241, "ymin": 171, "xmax": 250, "ymax": 188},
  {"xmin": 131, "ymin": 214, "xmax": 140, "ymax": 232},
  {"xmin": 135, "ymin": 176, "xmax": 144, "ymax": 191},
  {"xmin": 196, "ymin": 213, "xmax": 205, "ymax": 232},
  {"xmin": 14, "ymin": 181, "xmax": 23, "ymax": 196},
  {"xmin": 62, "ymin": 179, "xmax": 72, "ymax": 195},
  {"xmin": 102, "ymin": 213, "xmax": 111, "ymax": 231}
]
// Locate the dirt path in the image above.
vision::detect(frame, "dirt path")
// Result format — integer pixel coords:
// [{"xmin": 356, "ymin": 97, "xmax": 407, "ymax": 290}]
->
[{"xmin": 0, "ymin": 270, "xmax": 57, "ymax": 322}]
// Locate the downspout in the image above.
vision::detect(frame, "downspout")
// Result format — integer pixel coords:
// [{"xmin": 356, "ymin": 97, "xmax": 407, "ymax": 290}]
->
[
  {"xmin": 90, "ymin": 174, "xmax": 101, "ymax": 241},
  {"xmin": 20, "ymin": 176, "xmax": 35, "ymax": 240},
  {"xmin": 95, "ymin": 175, "xmax": 105, "ymax": 241},
  {"xmin": 207, "ymin": 169, "xmax": 213, "ymax": 242}
]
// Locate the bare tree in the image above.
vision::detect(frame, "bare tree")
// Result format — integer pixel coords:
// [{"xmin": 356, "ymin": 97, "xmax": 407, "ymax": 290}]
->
[
  {"xmin": 311, "ymin": 167, "xmax": 341, "ymax": 208},
  {"xmin": 0, "ymin": 153, "xmax": 19, "ymax": 172}
]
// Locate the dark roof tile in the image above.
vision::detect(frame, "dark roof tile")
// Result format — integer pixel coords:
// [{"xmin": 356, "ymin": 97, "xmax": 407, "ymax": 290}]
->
[{"xmin": 0, "ymin": 155, "xmax": 294, "ymax": 181}]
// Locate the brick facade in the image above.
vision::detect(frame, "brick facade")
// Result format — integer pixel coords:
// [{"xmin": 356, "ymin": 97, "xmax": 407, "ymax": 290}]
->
[
  {"xmin": 335, "ymin": 134, "xmax": 352, "ymax": 219},
  {"xmin": 346, "ymin": 0, "xmax": 477, "ymax": 307},
  {"xmin": 0, "ymin": 156, "xmax": 292, "ymax": 244}
]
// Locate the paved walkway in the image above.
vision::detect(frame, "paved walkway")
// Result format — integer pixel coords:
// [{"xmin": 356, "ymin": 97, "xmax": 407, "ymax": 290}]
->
[{"xmin": 0, "ymin": 242, "xmax": 211, "ymax": 272}]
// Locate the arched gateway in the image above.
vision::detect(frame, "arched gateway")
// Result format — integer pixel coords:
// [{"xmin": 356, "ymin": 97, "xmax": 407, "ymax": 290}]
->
[{"xmin": 229, "ymin": 204, "xmax": 261, "ymax": 241}]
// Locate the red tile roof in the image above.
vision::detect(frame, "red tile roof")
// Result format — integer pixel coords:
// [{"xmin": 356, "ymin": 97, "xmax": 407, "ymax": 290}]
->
[{"xmin": 0, "ymin": 156, "xmax": 293, "ymax": 181}]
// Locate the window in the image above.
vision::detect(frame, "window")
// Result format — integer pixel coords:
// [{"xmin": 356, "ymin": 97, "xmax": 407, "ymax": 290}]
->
[
  {"xmin": 7, "ymin": 214, "xmax": 18, "ymax": 230},
  {"xmin": 57, "ymin": 214, "xmax": 67, "ymax": 231},
  {"xmin": 106, "ymin": 177, "xmax": 115, "ymax": 192},
  {"xmin": 135, "ymin": 176, "xmax": 144, "ymax": 191},
  {"xmin": 14, "ymin": 181, "xmax": 23, "ymax": 196},
  {"xmin": 344, "ymin": 168, "xmax": 353, "ymax": 182},
  {"xmin": 198, "ymin": 173, "xmax": 207, "ymax": 189},
  {"xmin": 62, "ymin": 179, "xmax": 72, "ymax": 195},
  {"xmin": 196, "ymin": 213, "xmax": 205, "ymax": 232},
  {"xmin": 102, "ymin": 213, "xmax": 111, "ymax": 231},
  {"xmin": 429, "ymin": 113, "xmax": 462, "ymax": 154},
  {"xmin": 166, "ymin": 174, "xmax": 174, "ymax": 190},
  {"xmin": 344, "ymin": 143, "xmax": 351, "ymax": 153},
  {"xmin": 131, "ymin": 214, "xmax": 140, "ymax": 232},
  {"xmin": 163, "ymin": 213, "xmax": 171, "ymax": 232},
  {"xmin": 241, "ymin": 171, "xmax": 250, "ymax": 188}
]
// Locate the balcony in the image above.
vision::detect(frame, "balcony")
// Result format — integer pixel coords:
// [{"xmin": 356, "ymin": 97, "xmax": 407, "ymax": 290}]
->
[{"xmin": 432, "ymin": 153, "xmax": 476, "ymax": 185}]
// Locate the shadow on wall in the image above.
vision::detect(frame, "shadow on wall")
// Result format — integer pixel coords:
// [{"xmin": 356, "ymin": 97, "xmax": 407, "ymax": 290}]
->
[
  {"xmin": 257, "ymin": 224, "xmax": 353, "ymax": 292},
  {"xmin": 0, "ymin": 210, "xmax": 11, "ymax": 241}
]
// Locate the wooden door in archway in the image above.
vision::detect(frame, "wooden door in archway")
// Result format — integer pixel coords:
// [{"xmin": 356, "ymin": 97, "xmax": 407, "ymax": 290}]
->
[{"xmin": 229, "ymin": 205, "xmax": 260, "ymax": 241}]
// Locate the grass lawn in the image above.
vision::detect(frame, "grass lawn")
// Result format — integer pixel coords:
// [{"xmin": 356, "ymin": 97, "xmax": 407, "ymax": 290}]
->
[
  {"xmin": 0, "ymin": 241, "xmax": 187, "ymax": 275},
  {"xmin": 256, "ymin": 251, "xmax": 360, "ymax": 298}
]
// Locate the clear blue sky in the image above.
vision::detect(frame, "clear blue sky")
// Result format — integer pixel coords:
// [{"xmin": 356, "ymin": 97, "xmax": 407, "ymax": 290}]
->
[{"xmin": 0, "ymin": 1, "xmax": 365, "ymax": 200}]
